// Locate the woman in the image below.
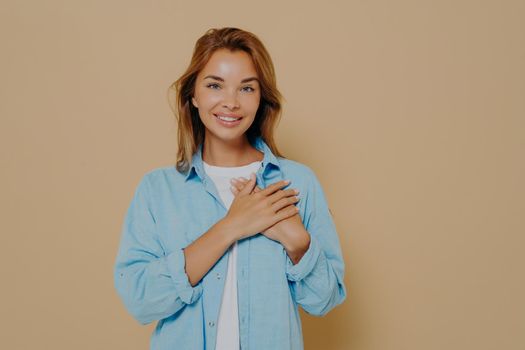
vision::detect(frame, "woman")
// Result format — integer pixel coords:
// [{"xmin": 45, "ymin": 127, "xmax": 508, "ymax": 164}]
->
[{"xmin": 114, "ymin": 27, "xmax": 346, "ymax": 350}]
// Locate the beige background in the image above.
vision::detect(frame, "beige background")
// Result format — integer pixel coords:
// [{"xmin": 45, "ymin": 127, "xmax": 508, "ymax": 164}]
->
[{"xmin": 1, "ymin": 0, "xmax": 524, "ymax": 349}]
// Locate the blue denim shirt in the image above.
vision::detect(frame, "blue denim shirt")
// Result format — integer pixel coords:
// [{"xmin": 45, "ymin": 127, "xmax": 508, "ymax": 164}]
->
[{"xmin": 114, "ymin": 136, "xmax": 347, "ymax": 350}]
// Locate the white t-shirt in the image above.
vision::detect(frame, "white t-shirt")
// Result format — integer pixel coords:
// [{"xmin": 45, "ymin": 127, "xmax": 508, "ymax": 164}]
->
[{"xmin": 203, "ymin": 159, "xmax": 263, "ymax": 350}]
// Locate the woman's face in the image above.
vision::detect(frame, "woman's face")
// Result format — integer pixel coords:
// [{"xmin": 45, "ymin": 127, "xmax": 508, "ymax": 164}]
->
[{"xmin": 192, "ymin": 48, "xmax": 261, "ymax": 144}]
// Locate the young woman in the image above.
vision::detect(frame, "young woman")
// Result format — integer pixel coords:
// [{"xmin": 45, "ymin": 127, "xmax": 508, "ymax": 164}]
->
[{"xmin": 114, "ymin": 27, "xmax": 346, "ymax": 350}]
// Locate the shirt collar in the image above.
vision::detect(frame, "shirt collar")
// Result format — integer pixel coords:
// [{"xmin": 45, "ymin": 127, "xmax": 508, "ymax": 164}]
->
[{"xmin": 184, "ymin": 136, "xmax": 281, "ymax": 182}]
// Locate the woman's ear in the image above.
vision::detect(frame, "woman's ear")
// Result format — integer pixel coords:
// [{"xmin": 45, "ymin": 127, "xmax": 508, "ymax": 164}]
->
[{"xmin": 191, "ymin": 96, "xmax": 198, "ymax": 108}]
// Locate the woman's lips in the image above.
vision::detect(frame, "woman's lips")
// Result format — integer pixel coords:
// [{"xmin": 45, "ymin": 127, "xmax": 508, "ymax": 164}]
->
[{"xmin": 214, "ymin": 114, "xmax": 243, "ymax": 127}]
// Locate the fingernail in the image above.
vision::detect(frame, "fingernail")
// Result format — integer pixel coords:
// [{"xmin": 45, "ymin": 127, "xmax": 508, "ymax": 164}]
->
[
  {"xmin": 294, "ymin": 189, "xmax": 300, "ymax": 194},
  {"xmin": 284, "ymin": 179, "xmax": 291, "ymax": 184}
]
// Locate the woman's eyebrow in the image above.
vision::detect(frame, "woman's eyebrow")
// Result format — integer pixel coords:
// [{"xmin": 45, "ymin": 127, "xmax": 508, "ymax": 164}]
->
[{"xmin": 203, "ymin": 75, "xmax": 259, "ymax": 84}]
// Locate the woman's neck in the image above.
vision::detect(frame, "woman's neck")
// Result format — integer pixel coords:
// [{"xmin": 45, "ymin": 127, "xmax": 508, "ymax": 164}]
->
[{"xmin": 202, "ymin": 135, "xmax": 263, "ymax": 167}]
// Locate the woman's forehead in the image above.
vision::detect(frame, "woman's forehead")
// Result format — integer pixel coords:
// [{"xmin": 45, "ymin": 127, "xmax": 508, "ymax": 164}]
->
[{"xmin": 199, "ymin": 49, "xmax": 258, "ymax": 82}]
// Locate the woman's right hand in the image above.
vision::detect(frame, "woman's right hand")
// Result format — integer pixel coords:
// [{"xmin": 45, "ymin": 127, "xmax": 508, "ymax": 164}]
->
[{"xmin": 221, "ymin": 172, "xmax": 300, "ymax": 241}]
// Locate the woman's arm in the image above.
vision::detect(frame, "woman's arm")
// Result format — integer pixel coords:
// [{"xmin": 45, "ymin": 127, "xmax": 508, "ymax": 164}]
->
[
  {"xmin": 185, "ymin": 176, "xmax": 298, "ymax": 286},
  {"xmin": 229, "ymin": 170, "xmax": 347, "ymax": 316},
  {"xmin": 183, "ymin": 219, "xmax": 237, "ymax": 286},
  {"xmin": 114, "ymin": 173, "xmax": 294, "ymax": 325},
  {"xmin": 114, "ymin": 174, "xmax": 235, "ymax": 325},
  {"xmin": 284, "ymin": 168, "xmax": 347, "ymax": 317}
]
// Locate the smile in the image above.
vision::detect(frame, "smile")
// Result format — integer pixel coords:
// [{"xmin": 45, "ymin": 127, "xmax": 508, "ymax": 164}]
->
[{"xmin": 214, "ymin": 114, "xmax": 243, "ymax": 127}]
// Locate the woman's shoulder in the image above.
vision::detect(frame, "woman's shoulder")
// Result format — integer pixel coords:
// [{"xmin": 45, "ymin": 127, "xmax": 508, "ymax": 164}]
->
[
  {"xmin": 135, "ymin": 165, "xmax": 187, "ymax": 191},
  {"xmin": 277, "ymin": 157, "xmax": 317, "ymax": 179},
  {"xmin": 275, "ymin": 157, "xmax": 325, "ymax": 195}
]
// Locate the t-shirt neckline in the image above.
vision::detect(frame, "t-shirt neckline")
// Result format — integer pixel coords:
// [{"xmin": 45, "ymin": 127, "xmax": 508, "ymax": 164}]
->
[{"xmin": 203, "ymin": 160, "xmax": 262, "ymax": 176}]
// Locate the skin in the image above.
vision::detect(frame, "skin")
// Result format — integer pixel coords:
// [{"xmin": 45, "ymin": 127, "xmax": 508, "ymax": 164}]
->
[{"xmin": 183, "ymin": 49, "xmax": 310, "ymax": 287}]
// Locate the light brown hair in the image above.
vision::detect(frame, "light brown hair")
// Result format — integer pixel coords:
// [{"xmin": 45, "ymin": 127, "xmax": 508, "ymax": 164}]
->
[{"xmin": 167, "ymin": 27, "xmax": 286, "ymax": 174}]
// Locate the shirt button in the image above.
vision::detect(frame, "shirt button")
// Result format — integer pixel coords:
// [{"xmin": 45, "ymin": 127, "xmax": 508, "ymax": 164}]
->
[
  {"xmin": 208, "ymin": 321, "xmax": 215, "ymax": 327},
  {"xmin": 216, "ymin": 273, "xmax": 221, "ymax": 280}
]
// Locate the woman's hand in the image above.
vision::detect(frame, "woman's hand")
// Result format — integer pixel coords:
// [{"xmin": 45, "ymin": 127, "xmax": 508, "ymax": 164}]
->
[
  {"xmin": 221, "ymin": 173, "xmax": 300, "ymax": 242},
  {"xmin": 229, "ymin": 177, "xmax": 307, "ymax": 248}
]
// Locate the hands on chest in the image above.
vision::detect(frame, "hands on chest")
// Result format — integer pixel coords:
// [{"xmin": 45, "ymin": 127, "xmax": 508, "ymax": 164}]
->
[{"xmin": 227, "ymin": 174, "xmax": 311, "ymax": 264}]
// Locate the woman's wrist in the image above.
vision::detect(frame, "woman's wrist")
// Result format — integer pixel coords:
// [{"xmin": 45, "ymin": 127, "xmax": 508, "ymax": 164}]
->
[
  {"xmin": 279, "ymin": 228, "xmax": 311, "ymax": 264},
  {"xmin": 215, "ymin": 217, "xmax": 242, "ymax": 244}
]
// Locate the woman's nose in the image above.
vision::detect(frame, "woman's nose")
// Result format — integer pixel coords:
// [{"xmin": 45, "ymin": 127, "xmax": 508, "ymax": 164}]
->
[{"xmin": 222, "ymin": 90, "xmax": 240, "ymax": 109}]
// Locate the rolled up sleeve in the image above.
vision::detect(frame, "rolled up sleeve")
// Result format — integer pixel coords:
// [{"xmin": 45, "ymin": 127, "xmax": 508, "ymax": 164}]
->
[
  {"xmin": 114, "ymin": 174, "xmax": 203, "ymax": 325},
  {"xmin": 285, "ymin": 168, "xmax": 347, "ymax": 316},
  {"xmin": 285, "ymin": 233, "xmax": 321, "ymax": 282}
]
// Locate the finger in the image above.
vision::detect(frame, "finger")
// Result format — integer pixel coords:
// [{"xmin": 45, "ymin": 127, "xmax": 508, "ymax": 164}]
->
[
  {"xmin": 239, "ymin": 172, "xmax": 257, "ymax": 195},
  {"xmin": 230, "ymin": 178, "xmax": 242, "ymax": 184},
  {"xmin": 229, "ymin": 178, "xmax": 244, "ymax": 191},
  {"xmin": 259, "ymin": 179, "xmax": 291, "ymax": 197},
  {"xmin": 229, "ymin": 185, "xmax": 240, "ymax": 195},
  {"xmin": 271, "ymin": 195, "xmax": 300, "ymax": 212},
  {"xmin": 233, "ymin": 177, "xmax": 261, "ymax": 193},
  {"xmin": 231, "ymin": 177, "xmax": 251, "ymax": 184},
  {"xmin": 267, "ymin": 188, "xmax": 299, "ymax": 205},
  {"xmin": 235, "ymin": 178, "xmax": 265, "ymax": 193},
  {"xmin": 274, "ymin": 204, "xmax": 300, "ymax": 223},
  {"xmin": 235, "ymin": 177, "xmax": 249, "ymax": 184},
  {"xmin": 232, "ymin": 177, "xmax": 261, "ymax": 193}
]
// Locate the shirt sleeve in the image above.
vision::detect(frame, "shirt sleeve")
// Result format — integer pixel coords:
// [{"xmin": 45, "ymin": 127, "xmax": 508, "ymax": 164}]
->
[
  {"xmin": 285, "ymin": 168, "xmax": 347, "ymax": 316},
  {"xmin": 113, "ymin": 173, "xmax": 203, "ymax": 325}
]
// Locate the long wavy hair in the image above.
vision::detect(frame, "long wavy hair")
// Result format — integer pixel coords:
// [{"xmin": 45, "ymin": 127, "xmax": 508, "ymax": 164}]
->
[{"xmin": 167, "ymin": 27, "xmax": 286, "ymax": 174}]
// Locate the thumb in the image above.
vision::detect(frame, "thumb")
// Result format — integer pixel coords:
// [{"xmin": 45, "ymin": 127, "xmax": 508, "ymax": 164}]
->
[{"xmin": 239, "ymin": 172, "xmax": 257, "ymax": 195}]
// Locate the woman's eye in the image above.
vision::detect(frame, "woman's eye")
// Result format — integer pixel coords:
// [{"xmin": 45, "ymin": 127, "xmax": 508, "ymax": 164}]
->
[{"xmin": 206, "ymin": 83, "xmax": 254, "ymax": 92}]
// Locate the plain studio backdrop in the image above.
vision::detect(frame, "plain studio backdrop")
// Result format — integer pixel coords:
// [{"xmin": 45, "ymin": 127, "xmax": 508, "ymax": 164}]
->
[{"xmin": 1, "ymin": 1, "xmax": 524, "ymax": 349}]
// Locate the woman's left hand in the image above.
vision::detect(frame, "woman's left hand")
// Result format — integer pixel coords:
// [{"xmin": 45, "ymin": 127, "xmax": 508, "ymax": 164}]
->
[{"xmin": 229, "ymin": 177, "xmax": 310, "ymax": 260}]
